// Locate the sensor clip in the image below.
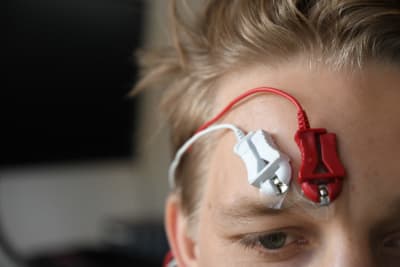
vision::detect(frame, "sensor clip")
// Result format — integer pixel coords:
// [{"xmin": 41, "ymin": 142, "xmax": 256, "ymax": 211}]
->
[
  {"xmin": 234, "ymin": 130, "xmax": 291, "ymax": 196},
  {"xmin": 295, "ymin": 128, "xmax": 345, "ymax": 205}
]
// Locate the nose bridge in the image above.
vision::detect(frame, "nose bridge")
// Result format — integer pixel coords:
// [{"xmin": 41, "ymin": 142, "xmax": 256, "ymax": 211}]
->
[{"xmin": 321, "ymin": 228, "xmax": 375, "ymax": 267}]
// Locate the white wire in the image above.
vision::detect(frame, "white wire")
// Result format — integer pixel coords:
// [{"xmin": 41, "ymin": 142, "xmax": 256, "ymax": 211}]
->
[{"xmin": 168, "ymin": 124, "xmax": 245, "ymax": 188}]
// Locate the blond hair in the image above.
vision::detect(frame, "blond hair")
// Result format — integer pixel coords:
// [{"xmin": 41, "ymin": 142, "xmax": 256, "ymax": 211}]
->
[{"xmin": 133, "ymin": 0, "xmax": 400, "ymax": 219}]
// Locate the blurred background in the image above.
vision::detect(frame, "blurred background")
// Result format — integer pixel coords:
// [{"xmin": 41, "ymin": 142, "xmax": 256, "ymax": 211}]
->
[{"xmin": 2, "ymin": 0, "xmax": 178, "ymax": 266}]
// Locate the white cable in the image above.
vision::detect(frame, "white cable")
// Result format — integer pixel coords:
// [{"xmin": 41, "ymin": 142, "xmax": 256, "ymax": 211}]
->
[{"xmin": 168, "ymin": 124, "xmax": 245, "ymax": 188}]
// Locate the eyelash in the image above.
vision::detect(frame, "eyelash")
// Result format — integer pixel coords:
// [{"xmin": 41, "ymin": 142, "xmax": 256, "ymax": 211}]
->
[{"xmin": 238, "ymin": 230, "xmax": 309, "ymax": 261}]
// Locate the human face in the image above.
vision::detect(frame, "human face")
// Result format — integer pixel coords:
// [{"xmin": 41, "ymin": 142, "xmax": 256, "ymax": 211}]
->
[{"xmin": 166, "ymin": 60, "xmax": 400, "ymax": 267}]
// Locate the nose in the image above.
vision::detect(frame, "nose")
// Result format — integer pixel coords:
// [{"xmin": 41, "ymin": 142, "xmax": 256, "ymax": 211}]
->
[
  {"xmin": 317, "ymin": 232, "xmax": 375, "ymax": 267},
  {"xmin": 329, "ymin": 245, "xmax": 374, "ymax": 267}
]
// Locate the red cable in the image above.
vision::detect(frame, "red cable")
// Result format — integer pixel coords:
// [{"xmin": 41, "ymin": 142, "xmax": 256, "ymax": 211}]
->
[
  {"xmin": 162, "ymin": 251, "xmax": 174, "ymax": 267},
  {"xmin": 196, "ymin": 87, "xmax": 310, "ymax": 133}
]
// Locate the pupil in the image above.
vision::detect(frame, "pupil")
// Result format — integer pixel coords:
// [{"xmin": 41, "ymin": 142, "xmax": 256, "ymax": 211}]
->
[{"xmin": 259, "ymin": 232, "xmax": 287, "ymax": 250}]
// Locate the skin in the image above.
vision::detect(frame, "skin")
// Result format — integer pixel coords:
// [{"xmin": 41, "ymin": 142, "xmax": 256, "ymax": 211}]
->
[{"xmin": 166, "ymin": 59, "xmax": 400, "ymax": 267}]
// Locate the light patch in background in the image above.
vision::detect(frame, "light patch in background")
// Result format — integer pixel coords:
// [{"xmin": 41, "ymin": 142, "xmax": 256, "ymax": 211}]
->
[{"xmin": 0, "ymin": 159, "xmax": 150, "ymax": 256}]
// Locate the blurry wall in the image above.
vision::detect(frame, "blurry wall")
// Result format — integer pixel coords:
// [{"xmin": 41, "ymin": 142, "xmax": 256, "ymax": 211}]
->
[{"xmin": 0, "ymin": 161, "xmax": 141, "ymax": 253}]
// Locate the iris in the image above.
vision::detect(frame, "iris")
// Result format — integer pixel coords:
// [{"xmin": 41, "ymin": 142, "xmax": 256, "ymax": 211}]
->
[{"xmin": 259, "ymin": 232, "xmax": 287, "ymax": 250}]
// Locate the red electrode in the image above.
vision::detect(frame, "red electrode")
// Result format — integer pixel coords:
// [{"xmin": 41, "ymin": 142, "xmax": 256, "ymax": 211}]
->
[{"xmin": 295, "ymin": 128, "xmax": 345, "ymax": 204}]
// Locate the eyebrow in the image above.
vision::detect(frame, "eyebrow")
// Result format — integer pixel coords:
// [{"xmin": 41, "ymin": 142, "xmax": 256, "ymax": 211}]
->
[
  {"xmin": 216, "ymin": 196, "xmax": 299, "ymax": 224},
  {"xmin": 216, "ymin": 196, "xmax": 400, "ymax": 228}
]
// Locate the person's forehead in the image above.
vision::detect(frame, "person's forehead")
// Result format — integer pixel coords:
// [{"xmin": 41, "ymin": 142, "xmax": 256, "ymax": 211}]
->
[{"xmin": 203, "ymin": 61, "xmax": 400, "ymax": 226}]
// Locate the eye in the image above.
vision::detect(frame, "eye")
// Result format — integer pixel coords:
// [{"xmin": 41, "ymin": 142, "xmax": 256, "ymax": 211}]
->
[
  {"xmin": 239, "ymin": 229, "xmax": 309, "ymax": 261},
  {"xmin": 383, "ymin": 232, "xmax": 400, "ymax": 249},
  {"xmin": 384, "ymin": 237, "xmax": 400, "ymax": 248},
  {"xmin": 259, "ymin": 232, "xmax": 288, "ymax": 249}
]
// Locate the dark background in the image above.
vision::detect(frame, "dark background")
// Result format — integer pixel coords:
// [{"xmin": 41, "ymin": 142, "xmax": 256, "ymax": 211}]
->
[
  {"xmin": 3, "ymin": 0, "xmax": 144, "ymax": 167},
  {"xmin": 1, "ymin": 1, "xmax": 172, "ymax": 266}
]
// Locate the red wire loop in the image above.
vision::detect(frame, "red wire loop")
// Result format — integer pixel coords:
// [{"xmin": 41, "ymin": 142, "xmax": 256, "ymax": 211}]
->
[{"xmin": 195, "ymin": 87, "xmax": 310, "ymax": 133}]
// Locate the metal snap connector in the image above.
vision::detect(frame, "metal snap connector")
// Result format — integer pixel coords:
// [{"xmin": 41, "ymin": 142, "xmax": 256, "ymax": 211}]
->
[
  {"xmin": 269, "ymin": 176, "xmax": 289, "ymax": 195},
  {"xmin": 318, "ymin": 184, "xmax": 330, "ymax": 206}
]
